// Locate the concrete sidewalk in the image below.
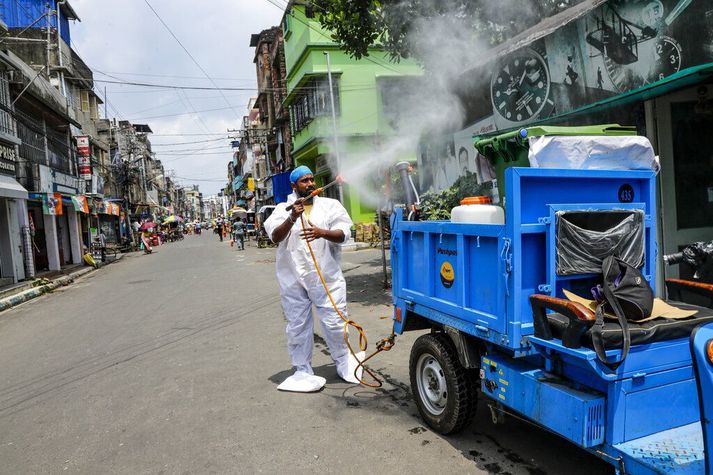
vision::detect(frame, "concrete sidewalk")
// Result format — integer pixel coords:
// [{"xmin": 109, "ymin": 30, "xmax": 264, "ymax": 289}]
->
[{"xmin": 0, "ymin": 254, "xmax": 127, "ymax": 313}]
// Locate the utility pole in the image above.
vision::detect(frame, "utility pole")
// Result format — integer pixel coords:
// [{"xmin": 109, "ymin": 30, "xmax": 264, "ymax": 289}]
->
[{"xmin": 323, "ymin": 51, "xmax": 344, "ymax": 203}]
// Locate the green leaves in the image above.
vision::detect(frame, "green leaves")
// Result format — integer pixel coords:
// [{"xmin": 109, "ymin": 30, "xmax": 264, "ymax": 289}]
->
[
  {"xmin": 419, "ymin": 171, "xmax": 484, "ymax": 221},
  {"xmin": 311, "ymin": 0, "xmax": 584, "ymax": 63}
]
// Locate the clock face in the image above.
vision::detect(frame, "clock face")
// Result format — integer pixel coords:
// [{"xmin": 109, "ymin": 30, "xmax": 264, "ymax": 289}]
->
[
  {"xmin": 605, "ymin": 35, "xmax": 682, "ymax": 91},
  {"xmin": 653, "ymin": 36, "xmax": 682, "ymax": 81},
  {"xmin": 490, "ymin": 48, "xmax": 551, "ymax": 123}
]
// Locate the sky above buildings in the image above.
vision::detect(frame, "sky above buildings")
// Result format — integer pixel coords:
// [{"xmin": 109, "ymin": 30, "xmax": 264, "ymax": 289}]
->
[{"xmin": 71, "ymin": 0, "xmax": 284, "ymax": 195}]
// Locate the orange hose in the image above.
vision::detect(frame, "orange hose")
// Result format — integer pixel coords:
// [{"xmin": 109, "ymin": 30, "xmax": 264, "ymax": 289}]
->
[{"xmin": 299, "ymin": 214, "xmax": 395, "ymax": 388}]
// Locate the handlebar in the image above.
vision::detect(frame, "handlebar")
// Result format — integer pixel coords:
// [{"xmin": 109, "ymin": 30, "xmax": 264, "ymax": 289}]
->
[{"xmin": 663, "ymin": 252, "xmax": 685, "ymax": 266}]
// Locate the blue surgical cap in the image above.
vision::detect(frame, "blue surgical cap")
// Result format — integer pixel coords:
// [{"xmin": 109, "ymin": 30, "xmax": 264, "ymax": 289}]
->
[{"xmin": 290, "ymin": 165, "xmax": 313, "ymax": 184}]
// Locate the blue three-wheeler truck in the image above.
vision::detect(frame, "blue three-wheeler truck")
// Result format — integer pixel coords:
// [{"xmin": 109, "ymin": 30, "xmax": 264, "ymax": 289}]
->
[{"xmin": 390, "ymin": 130, "xmax": 713, "ymax": 474}]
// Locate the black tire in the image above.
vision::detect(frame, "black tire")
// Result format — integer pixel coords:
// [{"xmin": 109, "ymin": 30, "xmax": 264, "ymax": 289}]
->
[{"xmin": 409, "ymin": 333, "xmax": 478, "ymax": 434}]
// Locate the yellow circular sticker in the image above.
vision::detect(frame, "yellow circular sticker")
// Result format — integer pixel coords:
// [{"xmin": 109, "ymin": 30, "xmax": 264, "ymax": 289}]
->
[{"xmin": 440, "ymin": 261, "xmax": 455, "ymax": 288}]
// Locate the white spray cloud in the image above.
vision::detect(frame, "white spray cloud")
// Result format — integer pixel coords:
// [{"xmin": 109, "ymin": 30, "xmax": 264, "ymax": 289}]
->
[{"xmin": 337, "ymin": 3, "xmax": 491, "ymax": 208}]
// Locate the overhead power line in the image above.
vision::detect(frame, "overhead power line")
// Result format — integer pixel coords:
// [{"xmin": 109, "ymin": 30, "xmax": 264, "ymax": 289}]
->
[
  {"xmin": 151, "ymin": 137, "xmax": 230, "ymax": 146},
  {"xmin": 98, "ymin": 71, "xmax": 261, "ymax": 82},
  {"xmin": 143, "ymin": 0, "xmax": 242, "ymax": 120},
  {"xmin": 151, "ymin": 133, "xmax": 230, "ymax": 136},
  {"xmin": 133, "ymin": 105, "xmax": 240, "ymax": 121},
  {"xmin": 65, "ymin": 76, "xmax": 379, "ymax": 93}
]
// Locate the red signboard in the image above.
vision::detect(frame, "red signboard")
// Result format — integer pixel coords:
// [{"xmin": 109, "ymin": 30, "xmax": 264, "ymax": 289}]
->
[{"xmin": 76, "ymin": 136, "xmax": 92, "ymax": 180}]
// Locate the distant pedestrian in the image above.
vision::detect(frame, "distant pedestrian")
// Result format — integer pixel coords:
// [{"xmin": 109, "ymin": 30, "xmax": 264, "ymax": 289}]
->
[
  {"xmin": 215, "ymin": 216, "xmax": 224, "ymax": 242},
  {"xmin": 97, "ymin": 228, "xmax": 107, "ymax": 262},
  {"xmin": 232, "ymin": 220, "xmax": 245, "ymax": 250}
]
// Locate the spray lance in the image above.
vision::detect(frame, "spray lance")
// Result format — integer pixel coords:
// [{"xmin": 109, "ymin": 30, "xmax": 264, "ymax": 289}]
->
[
  {"xmin": 285, "ymin": 175, "xmax": 345, "ymax": 211},
  {"xmin": 394, "ymin": 161, "xmax": 421, "ymax": 221}
]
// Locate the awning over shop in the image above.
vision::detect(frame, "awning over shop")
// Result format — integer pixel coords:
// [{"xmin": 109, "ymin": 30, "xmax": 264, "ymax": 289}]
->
[{"xmin": 0, "ymin": 175, "xmax": 28, "ymax": 200}]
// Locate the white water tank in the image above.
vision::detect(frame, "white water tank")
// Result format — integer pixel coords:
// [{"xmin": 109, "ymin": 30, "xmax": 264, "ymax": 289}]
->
[{"xmin": 451, "ymin": 196, "xmax": 504, "ymax": 224}]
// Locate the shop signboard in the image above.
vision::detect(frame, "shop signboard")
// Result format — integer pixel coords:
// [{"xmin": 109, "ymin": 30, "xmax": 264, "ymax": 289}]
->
[
  {"xmin": 0, "ymin": 143, "xmax": 17, "ymax": 176},
  {"xmin": 38, "ymin": 164, "xmax": 82, "ymax": 195},
  {"xmin": 52, "ymin": 170, "xmax": 81, "ymax": 195},
  {"xmin": 76, "ymin": 136, "xmax": 92, "ymax": 180}
]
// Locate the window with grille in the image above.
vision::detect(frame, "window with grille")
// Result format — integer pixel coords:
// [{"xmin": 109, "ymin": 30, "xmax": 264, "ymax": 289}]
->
[
  {"xmin": 288, "ymin": 76, "xmax": 340, "ymax": 134},
  {"xmin": 0, "ymin": 75, "xmax": 15, "ymax": 137}
]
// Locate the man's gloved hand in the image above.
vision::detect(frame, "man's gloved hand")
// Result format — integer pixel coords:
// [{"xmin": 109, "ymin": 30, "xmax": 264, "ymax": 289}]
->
[{"xmin": 682, "ymin": 241, "xmax": 713, "ymax": 268}]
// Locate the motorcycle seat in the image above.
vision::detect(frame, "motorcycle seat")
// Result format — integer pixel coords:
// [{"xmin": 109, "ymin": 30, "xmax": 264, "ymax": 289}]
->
[{"xmin": 544, "ymin": 301, "xmax": 713, "ymax": 348}]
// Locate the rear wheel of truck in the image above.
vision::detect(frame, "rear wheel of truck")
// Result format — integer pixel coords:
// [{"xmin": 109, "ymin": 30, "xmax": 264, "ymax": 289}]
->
[{"xmin": 409, "ymin": 333, "xmax": 478, "ymax": 434}]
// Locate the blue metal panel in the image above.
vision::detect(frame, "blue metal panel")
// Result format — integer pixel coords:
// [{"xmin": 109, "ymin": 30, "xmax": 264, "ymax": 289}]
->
[
  {"xmin": 529, "ymin": 335, "xmax": 701, "ymax": 445},
  {"xmin": 391, "ymin": 215, "xmax": 507, "ymax": 338},
  {"xmin": 614, "ymin": 423, "xmax": 705, "ymax": 474},
  {"xmin": 392, "ymin": 168, "xmax": 657, "ymax": 351},
  {"xmin": 528, "ymin": 336, "xmax": 696, "ymax": 383},
  {"xmin": 618, "ymin": 368, "xmax": 700, "ymax": 442},
  {"xmin": 0, "ymin": 1, "xmax": 71, "ymax": 43},
  {"xmin": 480, "ymin": 353, "xmax": 606, "ymax": 448},
  {"xmin": 691, "ymin": 322, "xmax": 713, "ymax": 474}
]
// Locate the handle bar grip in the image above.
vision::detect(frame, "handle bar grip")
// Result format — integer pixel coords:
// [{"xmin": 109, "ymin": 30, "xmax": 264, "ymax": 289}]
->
[{"xmin": 663, "ymin": 252, "xmax": 685, "ymax": 266}]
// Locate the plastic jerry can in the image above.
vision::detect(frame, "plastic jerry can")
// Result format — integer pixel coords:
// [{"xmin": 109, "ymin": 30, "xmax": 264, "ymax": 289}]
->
[{"xmin": 451, "ymin": 196, "xmax": 505, "ymax": 224}]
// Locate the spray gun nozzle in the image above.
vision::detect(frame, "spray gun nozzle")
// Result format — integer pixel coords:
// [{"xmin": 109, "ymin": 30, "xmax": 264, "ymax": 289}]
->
[{"xmin": 335, "ymin": 175, "xmax": 345, "ymax": 184}]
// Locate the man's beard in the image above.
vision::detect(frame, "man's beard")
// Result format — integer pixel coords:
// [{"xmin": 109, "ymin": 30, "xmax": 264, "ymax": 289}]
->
[{"xmin": 296, "ymin": 187, "xmax": 315, "ymax": 198}]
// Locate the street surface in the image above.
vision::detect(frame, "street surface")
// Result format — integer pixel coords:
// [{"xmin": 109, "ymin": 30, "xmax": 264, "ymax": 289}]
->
[{"xmin": 0, "ymin": 235, "xmax": 612, "ymax": 474}]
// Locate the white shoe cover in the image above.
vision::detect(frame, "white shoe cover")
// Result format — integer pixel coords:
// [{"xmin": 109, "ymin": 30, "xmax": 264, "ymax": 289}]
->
[
  {"xmin": 277, "ymin": 370, "xmax": 326, "ymax": 393},
  {"xmin": 338, "ymin": 351, "xmax": 365, "ymax": 384}
]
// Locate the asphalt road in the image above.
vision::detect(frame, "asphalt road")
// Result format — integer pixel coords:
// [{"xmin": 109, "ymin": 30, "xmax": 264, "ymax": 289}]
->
[{"xmin": 0, "ymin": 234, "xmax": 612, "ymax": 474}]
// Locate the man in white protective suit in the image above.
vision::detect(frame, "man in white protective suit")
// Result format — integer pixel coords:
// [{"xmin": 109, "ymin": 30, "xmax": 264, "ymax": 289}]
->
[{"xmin": 264, "ymin": 166, "xmax": 360, "ymax": 391}]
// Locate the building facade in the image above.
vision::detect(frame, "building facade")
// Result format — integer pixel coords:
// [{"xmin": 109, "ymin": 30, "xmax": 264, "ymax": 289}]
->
[
  {"xmin": 280, "ymin": 2, "xmax": 422, "ymax": 223},
  {"xmin": 418, "ymin": 0, "xmax": 713, "ymax": 288}
]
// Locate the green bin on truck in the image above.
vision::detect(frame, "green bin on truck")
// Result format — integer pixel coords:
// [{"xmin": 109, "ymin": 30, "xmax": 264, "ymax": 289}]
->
[{"xmin": 474, "ymin": 124, "xmax": 637, "ymax": 203}]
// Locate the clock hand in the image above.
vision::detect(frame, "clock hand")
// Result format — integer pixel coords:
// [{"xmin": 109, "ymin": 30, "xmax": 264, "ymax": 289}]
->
[{"xmin": 518, "ymin": 68, "xmax": 527, "ymax": 87}]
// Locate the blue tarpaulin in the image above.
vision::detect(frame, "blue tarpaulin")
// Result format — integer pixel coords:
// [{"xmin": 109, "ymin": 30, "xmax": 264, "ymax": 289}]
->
[
  {"xmin": 0, "ymin": 1, "xmax": 74, "ymax": 44},
  {"xmin": 232, "ymin": 175, "xmax": 242, "ymax": 191},
  {"xmin": 272, "ymin": 171, "xmax": 291, "ymax": 204}
]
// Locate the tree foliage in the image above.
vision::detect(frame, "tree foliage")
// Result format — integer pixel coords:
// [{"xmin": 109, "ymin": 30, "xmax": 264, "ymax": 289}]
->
[
  {"xmin": 419, "ymin": 172, "xmax": 484, "ymax": 221},
  {"xmin": 312, "ymin": 0, "xmax": 583, "ymax": 62}
]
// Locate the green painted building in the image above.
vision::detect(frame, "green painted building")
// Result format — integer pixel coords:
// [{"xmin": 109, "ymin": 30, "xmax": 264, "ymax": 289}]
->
[{"xmin": 281, "ymin": 2, "xmax": 422, "ymax": 224}]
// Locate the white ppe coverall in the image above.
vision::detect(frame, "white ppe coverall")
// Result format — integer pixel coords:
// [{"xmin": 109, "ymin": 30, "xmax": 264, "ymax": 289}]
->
[{"xmin": 264, "ymin": 193, "xmax": 354, "ymax": 379}]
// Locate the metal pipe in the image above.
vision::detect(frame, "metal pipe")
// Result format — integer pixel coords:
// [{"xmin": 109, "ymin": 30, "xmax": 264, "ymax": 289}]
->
[
  {"xmin": 0, "ymin": 37, "xmax": 49, "ymax": 43},
  {"xmin": 395, "ymin": 161, "xmax": 416, "ymax": 209},
  {"xmin": 323, "ymin": 51, "xmax": 344, "ymax": 204},
  {"xmin": 12, "ymin": 66, "xmax": 47, "ymax": 106}
]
